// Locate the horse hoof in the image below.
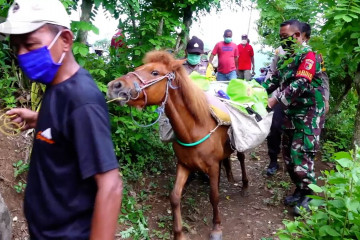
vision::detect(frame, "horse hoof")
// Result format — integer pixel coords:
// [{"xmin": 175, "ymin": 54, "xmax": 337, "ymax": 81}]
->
[
  {"xmin": 209, "ymin": 231, "xmax": 222, "ymax": 240},
  {"xmin": 174, "ymin": 233, "xmax": 187, "ymax": 240}
]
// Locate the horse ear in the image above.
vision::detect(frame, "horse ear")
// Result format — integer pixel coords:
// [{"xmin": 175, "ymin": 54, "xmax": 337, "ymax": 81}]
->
[{"xmin": 171, "ymin": 59, "xmax": 186, "ymax": 71}]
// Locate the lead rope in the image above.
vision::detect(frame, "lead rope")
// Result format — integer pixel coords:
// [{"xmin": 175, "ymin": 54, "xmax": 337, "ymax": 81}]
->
[
  {"xmin": 176, "ymin": 124, "xmax": 221, "ymax": 147},
  {"xmin": 0, "ymin": 112, "xmax": 26, "ymax": 136}
]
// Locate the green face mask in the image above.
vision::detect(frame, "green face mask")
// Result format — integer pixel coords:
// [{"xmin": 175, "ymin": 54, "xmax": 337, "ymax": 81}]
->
[
  {"xmin": 224, "ymin": 37, "xmax": 232, "ymax": 43},
  {"xmin": 187, "ymin": 54, "xmax": 201, "ymax": 65}
]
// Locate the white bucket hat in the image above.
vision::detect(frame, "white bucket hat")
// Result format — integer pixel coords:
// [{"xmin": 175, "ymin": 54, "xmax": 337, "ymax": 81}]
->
[{"xmin": 0, "ymin": 0, "xmax": 71, "ymax": 35}]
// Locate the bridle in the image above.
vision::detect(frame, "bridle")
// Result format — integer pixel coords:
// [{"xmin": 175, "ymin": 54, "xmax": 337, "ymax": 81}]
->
[
  {"xmin": 124, "ymin": 71, "xmax": 178, "ymax": 127},
  {"xmin": 122, "ymin": 69, "xmax": 220, "ymax": 147}
]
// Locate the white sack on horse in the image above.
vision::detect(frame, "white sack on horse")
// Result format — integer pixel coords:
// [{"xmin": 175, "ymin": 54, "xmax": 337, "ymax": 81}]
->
[{"xmin": 226, "ymin": 103, "xmax": 273, "ymax": 152}]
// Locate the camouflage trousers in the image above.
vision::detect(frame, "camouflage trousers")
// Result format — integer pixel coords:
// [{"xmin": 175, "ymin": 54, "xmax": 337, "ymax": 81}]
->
[{"xmin": 282, "ymin": 129, "xmax": 320, "ymax": 190}]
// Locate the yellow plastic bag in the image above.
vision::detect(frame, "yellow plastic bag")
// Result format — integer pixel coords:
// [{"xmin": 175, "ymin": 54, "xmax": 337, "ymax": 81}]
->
[{"xmin": 206, "ymin": 64, "xmax": 216, "ymax": 81}]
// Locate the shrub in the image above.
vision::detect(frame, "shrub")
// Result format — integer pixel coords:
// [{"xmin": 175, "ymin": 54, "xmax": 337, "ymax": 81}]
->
[
  {"xmin": 322, "ymin": 90, "xmax": 357, "ymax": 161},
  {"xmin": 277, "ymin": 149, "xmax": 360, "ymax": 240}
]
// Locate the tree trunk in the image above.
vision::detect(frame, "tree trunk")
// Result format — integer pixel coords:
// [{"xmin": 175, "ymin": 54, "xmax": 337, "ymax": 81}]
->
[
  {"xmin": 127, "ymin": 3, "xmax": 139, "ymax": 45},
  {"xmin": 328, "ymin": 75, "xmax": 352, "ymax": 117},
  {"xmin": 156, "ymin": 17, "xmax": 164, "ymax": 36},
  {"xmin": 76, "ymin": 0, "xmax": 93, "ymax": 44},
  {"xmin": 174, "ymin": 5, "xmax": 193, "ymax": 54},
  {"xmin": 352, "ymin": 64, "xmax": 360, "ymax": 148}
]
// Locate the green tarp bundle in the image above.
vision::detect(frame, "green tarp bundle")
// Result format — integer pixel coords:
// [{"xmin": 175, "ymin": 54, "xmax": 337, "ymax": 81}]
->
[
  {"xmin": 226, "ymin": 79, "xmax": 268, "ymax": 117},
  {"xmin": 189, "ymin": 73, "xmax": 268, "ymax": 118},
  {"xmin": 189, "ymin": 72, "xmax": 210, "ymax": 91}
]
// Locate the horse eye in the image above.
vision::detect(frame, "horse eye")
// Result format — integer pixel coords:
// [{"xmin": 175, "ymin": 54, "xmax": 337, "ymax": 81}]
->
[{"xmin": 151, "ymin": 70, "xmax": 159, "ymax": 76}]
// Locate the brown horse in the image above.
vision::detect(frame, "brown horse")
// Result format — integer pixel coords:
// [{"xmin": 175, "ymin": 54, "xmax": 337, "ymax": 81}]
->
[{"xmin": 107, "ymin": 50, "xmax": 248, "ymax": 240}]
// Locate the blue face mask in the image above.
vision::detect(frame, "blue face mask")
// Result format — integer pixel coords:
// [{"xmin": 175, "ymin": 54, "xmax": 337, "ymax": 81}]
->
[{"xmin": 18, "ymin": 31, "xmax": 66, "ymax": 85}]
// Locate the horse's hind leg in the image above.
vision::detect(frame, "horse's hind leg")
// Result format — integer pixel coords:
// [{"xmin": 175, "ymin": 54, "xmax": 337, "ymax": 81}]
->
[
  {"xmin": 208, "ymin": 163, "xmax": 223, "ymax": 240},
  {"xmin": 237, "ymin": 152, "xmax": 249, "ymax": 196},
  {"xmin": 223, "ymin": 157, "xmax": 235, "ymax": 183},
  {"xmin": 170, "ymin": 163, "xmax": 190, "ymax": 240}
]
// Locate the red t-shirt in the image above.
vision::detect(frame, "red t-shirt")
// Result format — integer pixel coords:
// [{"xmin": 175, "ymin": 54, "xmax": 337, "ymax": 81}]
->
[
  {"xmin": 111, "ymin": 30, "xmax": 125, "ymax": 48},
  {"xmin": 237, "ymin": 43, "xmax": 254, "ymax": 70},
  {"xmin": 212, "ymin": 41, "xmax": 239, "ymax": 74}
]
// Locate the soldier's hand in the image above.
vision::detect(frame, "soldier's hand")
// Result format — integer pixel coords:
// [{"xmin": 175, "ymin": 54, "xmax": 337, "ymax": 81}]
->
[
  {"xmin": 325, "ymin": 100, "xmax": 330, "ymax": 114},
  {"xmin": 267, "ymin": 97, "xmax": 278, "ymax": 109}
]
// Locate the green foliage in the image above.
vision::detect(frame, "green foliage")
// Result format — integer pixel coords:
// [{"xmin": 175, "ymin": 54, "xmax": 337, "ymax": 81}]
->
[
  {"xmin": 0, "ymin": 0, "xmax": 13, "ymax": 18},
  {"xmin": 13, "ymin": 160, "xmax": 29, "ymax": 178},
  {"xmin": 323, "ymin": 90, "xmax": 358, "ymax": 161},
  {"xmin": 151, "ymin": 214, "xmax": 172, "ymax": 240},
  {"xmin": 13, "ymin": 159, "xmax": 29, "ymax": 194},
  {"xmin": 14, "ymin": 181, "xmax": 26, "ymax": 193},
  {"xmin": 118, "ymin": 188, "xmax": 151, "ymax": 239},
  {"xmin": 0, "ymin": 41, "xmax": 28, "ymax": 108},
  {"xmin": 277, "ymin": 149, "xmax": 360, "ymax": 239}
]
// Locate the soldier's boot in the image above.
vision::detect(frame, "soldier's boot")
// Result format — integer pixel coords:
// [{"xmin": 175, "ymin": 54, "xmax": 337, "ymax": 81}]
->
[
  {"xmin": 266, "ymin": 154, "xmax": 279, "ymax": 176},
  {"xmin": 284, "ymin": 187, "xmax": 301, "ymax": 206},
  {"xmin": 294, "ymin": 189, "xmax": 313, "ymax": 215}
]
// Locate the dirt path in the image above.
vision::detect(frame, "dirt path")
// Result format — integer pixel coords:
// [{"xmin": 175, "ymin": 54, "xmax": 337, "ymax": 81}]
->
[
  {"xmin": 0, "ymin": 130, "xmax": 31, "ymax": 240},
  {"xmin": 142, "ymin": 144, "xmax": 331, "ymax": 240},
  {"xmin": 0, "ymin": 130, "xmax": 330, "ymax": 240}
]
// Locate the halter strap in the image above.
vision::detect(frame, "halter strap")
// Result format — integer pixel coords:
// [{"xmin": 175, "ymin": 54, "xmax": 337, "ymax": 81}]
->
[
  {"xmin": 128, "ymin": 71, "xmax": 176, "ymax": 128},
  {"xmin": 128, "ymin": 71, "xmax": 176, "ymax": 92}
]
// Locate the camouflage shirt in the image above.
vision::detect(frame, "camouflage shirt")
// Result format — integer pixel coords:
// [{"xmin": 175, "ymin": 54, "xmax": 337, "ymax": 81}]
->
[
  {"xmin": 262, "ymin": 47, "xmax": 325, "ymax": 135},
  {"xmin": 183, "ymin": 59, "xmax": 209, "ymax": 75}
]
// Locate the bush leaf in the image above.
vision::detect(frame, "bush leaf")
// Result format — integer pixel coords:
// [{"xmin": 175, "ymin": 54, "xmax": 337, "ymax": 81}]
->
[{"xmin": 308, "ymin": 184, "xmax": 323, "ymax": 193}]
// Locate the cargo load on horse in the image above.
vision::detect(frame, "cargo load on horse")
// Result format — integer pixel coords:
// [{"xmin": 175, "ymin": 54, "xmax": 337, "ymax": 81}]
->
[{"xmin": 162, "ymin": 72, "xmax": 274, "ymax": 152}]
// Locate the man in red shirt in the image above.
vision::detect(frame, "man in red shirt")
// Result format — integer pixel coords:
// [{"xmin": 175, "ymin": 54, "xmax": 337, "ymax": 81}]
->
[
  {"xmin": 209, "ymin": 29, "xmax": 239, "ymax": 81},
  {"xmin": 110, "ymin": 29, "xmax": 125, "ymax": 48},
  {"xmin": 238, "ymin": 34, "xmax": 255, "ymax": 80}
]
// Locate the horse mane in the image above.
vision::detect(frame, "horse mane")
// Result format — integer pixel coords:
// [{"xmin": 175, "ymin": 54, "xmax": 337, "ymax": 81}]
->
[{"xmin": 144, "ymin": 51, "xmax": 210, "ymax": 124}]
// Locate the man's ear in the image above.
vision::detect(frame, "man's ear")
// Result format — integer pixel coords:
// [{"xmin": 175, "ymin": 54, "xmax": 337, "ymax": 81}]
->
[
  {"xmin": 171, "ymin": 59, "xmax": 186, "ymax": 71},
  {"xmin": 60, "ymin": 29, "xmax": 74, "ymax": 52},
  {"xmin": 294, "ymin": 31, "xmax": 301, "ymax": 39}
]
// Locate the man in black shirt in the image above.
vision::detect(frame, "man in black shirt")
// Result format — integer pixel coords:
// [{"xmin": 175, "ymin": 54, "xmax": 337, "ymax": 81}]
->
[{"xmin": 0, "ymin": 0, "xmax": 123, "ymax": 239}]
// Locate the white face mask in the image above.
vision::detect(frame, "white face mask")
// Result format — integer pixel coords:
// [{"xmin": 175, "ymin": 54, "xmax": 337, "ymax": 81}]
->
[{"xmin": 241, "ymin": 40, "xmax": 247, "ymax": 45}]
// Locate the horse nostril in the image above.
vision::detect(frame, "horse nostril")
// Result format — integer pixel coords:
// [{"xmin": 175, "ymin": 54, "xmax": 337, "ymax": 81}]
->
[{"xmin": 113, "ymin": 81, "xmax": 122, "ymax": 89}]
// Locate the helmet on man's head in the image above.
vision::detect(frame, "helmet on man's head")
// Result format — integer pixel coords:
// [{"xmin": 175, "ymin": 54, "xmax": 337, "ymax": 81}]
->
[
  {"xmin": 186, "ymin": 36, "xmax": 204, "ymax": 54},
  {"xmin": 0, "ymin": 0, "xmax": 70, "ymax": 35}
]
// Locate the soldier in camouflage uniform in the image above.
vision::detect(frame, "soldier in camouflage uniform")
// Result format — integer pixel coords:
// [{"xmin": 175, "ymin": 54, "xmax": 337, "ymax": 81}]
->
[
  {"xmin": 263, "ymin": 19, "xmax": 325, "ymax": 215},
  {"xmin": 265, "ymin": 22, "xmax": 330, "ymax": 177}
]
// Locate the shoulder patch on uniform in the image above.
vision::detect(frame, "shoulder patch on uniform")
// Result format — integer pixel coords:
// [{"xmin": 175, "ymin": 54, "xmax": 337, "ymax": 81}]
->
[{"xmin": 296, "ymin": 52, "xmax": 316, "ymax": 82}]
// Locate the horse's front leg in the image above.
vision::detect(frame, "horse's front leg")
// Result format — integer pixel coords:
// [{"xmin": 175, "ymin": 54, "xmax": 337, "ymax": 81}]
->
[
  {"xmin": 170, "ymin": 163, "xmax": 190, "ymax": 240},
  {"xmin": 209, "ymin": 163, "xmax": 222, "ymax": 240},
  {"xmin": 237, "ymin": 152, "xmax": 249, "ymax": 196}
]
